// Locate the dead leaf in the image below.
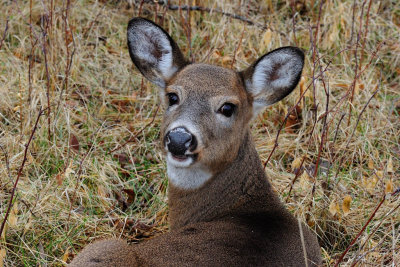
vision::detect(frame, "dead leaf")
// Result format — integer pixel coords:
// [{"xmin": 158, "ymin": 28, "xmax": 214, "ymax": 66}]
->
[
  {"xmin": 368, "ymin": 158, "xmax": 374, "ymax": 170},
  {"xmin": 56, "ymin": 173, "xmax": 63, "ymax": 186},
  {"xmin": 291, "ymin": 157, "xmax": 303, "ymax": 172},
  {"xmin": 362, "ymin": 175, "xmax": 378, "ymax": 194},
  {"xmin": 62, "ymin": 247, "xmax": 71, "ymax": 263},
  {"xmin": 0, "ymin": 248, "xmax": 6, "ymax": 267},
  {"xmin": 221, "ymin": 56, "xmax": 232, "ymax": 67},
  {"xmin": 387, "ymin": 157, "xmax": 394, "ymax": 174},
  {"xmin": 385, "ymin": 180, "xmax": 394, "ymax": 194},
  {"xmin": 376, "ymin": 170, "xmax": 383, "ymax": 179},
  {"xmin": 342, "ymin": 195, "xmax": 352, "ymax": 216},
  {"xmin": 123, "ymin": 189, "xmax": 136, "ymax": 205},
  {"xmin": 1, "ymin": 224, "xmax": 6, "ymax": 240},
  {"xmin": 69, "ymin": 134, "xmax": 80, "ymax": 152},
  {"xmin": 65, "ymin": 167, "xmax": 74, "ymax": 179},
  {"xmin": 329, "ymin": 200, "xmax": 339, "ymax": 216},
  {"xmin": 285, "ymin": 105, "xmax": 302, "ymax": 133},
  {"xmin": 262, "ymin": 29, "xmax": 272, "ymax": 50},
  {"xmin": 114, "ymin": 190, "xmax": 128, "ymax": 211},
  {"xmin": 113, "ymin": 153, "xmax": 130, "ymax": 167},
  {"xmin": 299, "ymin": 172, "xmax": 311, "ymax": 191},
  {"xmin": 9, "ymin": 203, "xmax": 18, "ymax": 228}
]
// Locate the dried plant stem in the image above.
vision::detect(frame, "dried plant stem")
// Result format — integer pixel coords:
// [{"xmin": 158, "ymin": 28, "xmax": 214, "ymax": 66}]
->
[
  {"xmin": 142, "ymin": 0, "xmax": 283, "ymax": 36},
  {"xmin": 41, "ymin": 19, "xmax": 52, "ymax": 141},
  {"xmin": 358, "ymin": 0, "xmax": 373, "ymax": 73},
  {"xmin": 334, "ymin": 189, "xmax": 400, "ymax": 266},
  {"xmin": 0, "ymin": 17, "xmax": 9, "ymax": 50},
  {"xmin": 0, "ymin": 108, "xmax": 46, "ymax": 238},
  {"xmin": 230, "ymin": 25, "xmax": 245, "ymax": 69}
]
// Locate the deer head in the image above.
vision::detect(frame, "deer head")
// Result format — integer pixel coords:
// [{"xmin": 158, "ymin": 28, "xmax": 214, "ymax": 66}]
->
[{"xmin": 127, "ymin": 18, "xmax": 304, "ymax": 190}]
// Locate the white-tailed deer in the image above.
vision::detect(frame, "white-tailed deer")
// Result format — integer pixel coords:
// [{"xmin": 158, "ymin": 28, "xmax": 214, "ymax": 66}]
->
[{"xmin": 70, "ymin": 18, "xmax": 321, "ymax": 266}]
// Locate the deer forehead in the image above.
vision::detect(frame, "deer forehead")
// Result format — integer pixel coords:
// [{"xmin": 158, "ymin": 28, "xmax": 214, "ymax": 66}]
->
[{"xmin": 168, "ymin": 64, "xmax": 248, "ymax": 101}]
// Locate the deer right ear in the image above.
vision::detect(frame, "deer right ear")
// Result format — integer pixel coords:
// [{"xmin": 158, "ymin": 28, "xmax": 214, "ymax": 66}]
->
[
  {"xmin": 127, "ymin": 18, "xmax": 188, "ymax": 88},
  {"xmin": 241, "ymin": 47, "xmax": 304, "ymax": 117}
]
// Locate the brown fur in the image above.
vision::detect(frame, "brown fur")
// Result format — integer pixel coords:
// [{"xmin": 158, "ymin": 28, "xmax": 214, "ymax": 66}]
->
[{"xmin": 70, "ymin": 18, "xmax": 321, "ymax": 267}]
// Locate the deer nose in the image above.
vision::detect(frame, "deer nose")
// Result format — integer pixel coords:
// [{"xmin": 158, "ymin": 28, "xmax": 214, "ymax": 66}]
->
[{"xmin": 165, "ymin": 127, "xmax": 197, "ymax": 156}]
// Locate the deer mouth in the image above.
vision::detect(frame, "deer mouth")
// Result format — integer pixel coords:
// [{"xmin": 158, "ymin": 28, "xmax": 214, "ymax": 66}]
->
[
  {"xmin": 171, "ymin": 153, "xmax": 198, "ymax": 161},
  {"xmin": 168, "ymin": 152, "xmax": 198, "ymax": 167}
]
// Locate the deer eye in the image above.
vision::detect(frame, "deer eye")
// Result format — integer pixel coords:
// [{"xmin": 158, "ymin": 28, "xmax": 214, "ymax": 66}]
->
[
  {"xmin": 167, "ymin": 93, "xmax": 179, "ymax": 106},
  {"xmin": 218, "ymin": 103, "xmax": 235, "ymax": 117}
]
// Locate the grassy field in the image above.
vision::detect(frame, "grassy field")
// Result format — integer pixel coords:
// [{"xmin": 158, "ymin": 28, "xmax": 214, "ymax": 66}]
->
[{"xmin": 0, "ymin": 0, "xmax": 399, "ymax": 266}]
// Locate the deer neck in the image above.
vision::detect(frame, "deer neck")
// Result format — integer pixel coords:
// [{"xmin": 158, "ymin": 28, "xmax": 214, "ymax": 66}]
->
[{"xmin": 167, "ymin": 130, "xmax": 283, "ymax": 230}]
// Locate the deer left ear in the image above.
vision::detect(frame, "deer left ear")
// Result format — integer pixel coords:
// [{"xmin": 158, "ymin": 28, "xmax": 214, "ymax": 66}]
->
[
  {"xmin": 241, "ymin": 46, "xmax": 304, "ymax": 116},
  {"xmin": 127, "ymin": 17, "xmax": 188, "ymax": 88}
]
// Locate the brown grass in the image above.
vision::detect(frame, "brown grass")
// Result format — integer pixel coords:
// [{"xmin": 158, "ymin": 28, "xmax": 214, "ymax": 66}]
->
[{"xmin": 0, "ymin": 0, "xmax": 399, "ymax": 266}]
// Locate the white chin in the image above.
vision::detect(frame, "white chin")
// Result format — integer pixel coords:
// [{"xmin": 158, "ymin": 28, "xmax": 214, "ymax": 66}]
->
[{"xmin": 166, "ymin": 153, "xmax": 194, "ymax": 168}]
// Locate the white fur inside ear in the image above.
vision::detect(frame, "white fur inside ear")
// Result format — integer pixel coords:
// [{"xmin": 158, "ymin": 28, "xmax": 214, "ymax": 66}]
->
[
  {"xmin": 128, "ymin": 23, "xmax": 177, "ymax": 87},
  {"xmin": 248, "ymin": 52, "xmax": 303, "ymax": 97}
]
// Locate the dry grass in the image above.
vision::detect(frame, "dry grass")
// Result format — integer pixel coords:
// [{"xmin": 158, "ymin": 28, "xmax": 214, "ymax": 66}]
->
[{"xmin": 0, "ymin": 0, "xmax": 399, "ymax": 266}]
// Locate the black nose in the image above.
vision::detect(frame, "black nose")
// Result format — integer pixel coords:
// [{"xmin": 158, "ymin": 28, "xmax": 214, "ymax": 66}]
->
[{"xmin": 165, "ymin": 127, "xmax": 197, "ymax": 156}]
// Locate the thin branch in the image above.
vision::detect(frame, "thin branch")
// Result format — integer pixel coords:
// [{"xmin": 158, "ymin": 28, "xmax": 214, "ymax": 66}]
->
[
  {"xmin": 345, "ymin": 84, "xmax": 380, "ymax": 149},
  {"xmin": 0, "ymin": 17, "xmax": 9, "ymax": 50},
  {"xmin": 0, "ymin": 108, "xmax": 46, "ymax": 238},
  {"xmin": 140, "ymin": 0, "xmax": 284, "ymax": 37},
  {"xmin": 334, "ymin": 189, "xmax": 400, "ymax": 266},
  {"xmin": 230, "ymin": 24, "xmax": 245, "ymax": 69}
]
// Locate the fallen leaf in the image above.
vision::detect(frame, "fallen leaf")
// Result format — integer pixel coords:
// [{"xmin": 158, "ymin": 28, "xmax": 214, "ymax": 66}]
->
[
  {"xmin": 221, "ymin": 56, "xmax": 232, "ymax": 67},
  {"xmin": 8, "ymin": 203, "xmax": 18, "ymax": 228},
  {"xmin": 329, "ymin": 200, "xmax": 339, "ymax": 216},
  {"xmin": 123, "ymin": 189, "xmax": 136, "ymax": 205},
  {"xmin": 69, "ymin": 134, "xmax": 80, "ymax": 152},
  {"xmin": 368, "ymin": 158, "xmax": 374, "ymax": 170},
  {"xmin": 62, "ymin": 247, "xmax": 71, "ymax": 263},
  {"xmin": 0, "ymin": 248, "xmax": 6, "ymax": 267},
  {"xmin": 56, "ymin": 173, "xmax": 63, "ymax": 186},
  {"xmin": 376, "ymin": 170, "xmax": 383, "ymax": 179},
  {"xmin": 285, "ymin": 105, "xmax": 302, "ymax": 133},
  {"xmin": 299, "ymin": 172, "xmax": 311, "ymax": 191},
  {"xmin": 387, "ymin": 157, "xmax": 394, "ymax": 174},
  {"xmin": 385, "ymin": 180, "xmax": 394, "ymax": 194},
  {"xmin": 362, "ymin": 175, "xmax": 378, "ymax": 194},
  {"xmin": 291, "ymin": 157, "xmax": 303, "ymax": 172},
  {"xmin": 342, "ymin": 195, "xmax": 352, "ymax": 216},
  {"xmin": 65, "ymin": 167, "xmax": 74, "ymax": 179},
  {"xmin": 262, "ymin": 29, "xmax": 272, "ymax": 49}
]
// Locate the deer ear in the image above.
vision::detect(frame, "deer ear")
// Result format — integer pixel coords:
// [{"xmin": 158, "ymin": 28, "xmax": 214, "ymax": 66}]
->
[
  {"xmin": 127, "ymin": 18, "xmax": 188, "ymax": 88},
  {"xmin": 241, "ymin": 47, "xmax": 304, "ymax": 116}
]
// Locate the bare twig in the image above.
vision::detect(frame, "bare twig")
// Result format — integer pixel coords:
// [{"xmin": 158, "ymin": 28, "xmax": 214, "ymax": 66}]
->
[
  {"xmin": 0, "ymin": 17, "xmax": 9, "ymax": 50},
  {"xmin": 230, "ymin": 25, "xmax": 245, "ymax": 69},
  {"xmin": 139, "ymin": 0, "xmax": 284, "ymax": 37},
  {"xmin": 349, "ymin": 0, "xmax": 357, "ymax": 46},
  {"xmin": 55, "ymin": 0, "xmax": 76, "ymax": 114},
  {"xmin": 40, "ymin": 14, "xmax": 52, "ymax": 141},
  {"xmin": 345, "ymin": 84, "xmax": 380, "ymax": 148},
  {"xmin": 358, "ymin": 0, "xmax": 373, "ymax": 73},
  {"xmin": 347, "ymin": 0, "xmax": 366, "ymax": 126},
  {"xmin": 334, "ymin": 189, "xmax": 400, "ymax": 266},
  {"xmin": 351, "ymin": 200, "xmax": 400, "ymax": 266},
  {"xmin": 0, "ymin": 145, "xmax": 12, "ymax": 182},
  {"xmin": 0, "ymin": 108, "xmax": 46, "ymax": 238}
]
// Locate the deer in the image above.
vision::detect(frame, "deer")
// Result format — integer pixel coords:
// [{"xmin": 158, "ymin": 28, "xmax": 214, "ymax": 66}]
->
[{"xmin": 70, "ymin": 17, "xmax": 321, "ymax": 267}]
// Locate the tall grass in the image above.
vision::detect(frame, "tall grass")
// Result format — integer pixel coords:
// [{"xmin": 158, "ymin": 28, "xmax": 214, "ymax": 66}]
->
[{"xmin": 0, "ymin": 0, "xmax": 399, "ymax": 265}]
